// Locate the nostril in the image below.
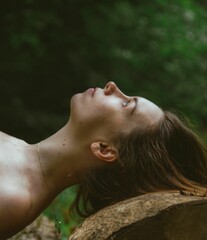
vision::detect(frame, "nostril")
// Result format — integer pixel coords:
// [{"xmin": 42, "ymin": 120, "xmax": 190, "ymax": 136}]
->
[
  {"xmin": 104, "ymin": 81, "xmax": 116, "ymax": 95},
  {"xmin": 104, "ymin": 82, "xmax": 111, "ymax": 92},
  {"xmin": 107, "ymin": 81, "xmax": 115, "ymax": 89}
]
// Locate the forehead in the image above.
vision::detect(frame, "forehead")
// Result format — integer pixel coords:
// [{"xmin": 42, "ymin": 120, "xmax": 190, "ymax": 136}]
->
[{"xmin": 134, "ymin": 97, "xmax": 163, "ymax": 125}]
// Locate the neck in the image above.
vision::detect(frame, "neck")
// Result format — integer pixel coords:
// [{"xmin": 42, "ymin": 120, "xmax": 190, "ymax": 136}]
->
[{"xmin": 34, "ymin": 121, "xmax": 92, "ymax": 198}]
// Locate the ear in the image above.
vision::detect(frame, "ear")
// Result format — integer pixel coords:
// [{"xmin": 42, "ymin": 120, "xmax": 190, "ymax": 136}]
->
[{"xmin": 90, "ymin": 142, "xmax": 118, "ymax": 163}]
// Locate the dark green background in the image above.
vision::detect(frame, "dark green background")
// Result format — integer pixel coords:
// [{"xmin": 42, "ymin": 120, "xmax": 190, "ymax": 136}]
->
[{"xmin": 1, "ymin": 0, "xmax": 206, "ymax": 238}]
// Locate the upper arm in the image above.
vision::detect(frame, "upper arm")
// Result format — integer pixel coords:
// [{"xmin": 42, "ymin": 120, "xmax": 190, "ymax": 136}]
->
[{"xmin": 0, "ymin": 189, "xmax": 32, "ymax": 239}]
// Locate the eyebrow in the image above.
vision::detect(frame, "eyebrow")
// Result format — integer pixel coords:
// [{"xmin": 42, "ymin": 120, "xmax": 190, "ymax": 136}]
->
[{"xmin": 131, "ymin": 97, "xmax": 138, "ymax": 115}]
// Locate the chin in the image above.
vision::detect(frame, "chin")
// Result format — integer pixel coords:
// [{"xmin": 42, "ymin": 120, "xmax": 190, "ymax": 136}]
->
[
  {"xmin": 69, "ymin": 93, "xmax": 85, "ymax": 121},
  {"xmin": 70, "ymin": 93, "xmax": 80, "ymax": 107}
]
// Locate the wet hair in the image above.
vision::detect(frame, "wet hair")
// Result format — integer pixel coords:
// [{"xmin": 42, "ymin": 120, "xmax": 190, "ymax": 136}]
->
[{"xmin": 71, "ymin": 111, "xmax": 207, "ymax": 218}]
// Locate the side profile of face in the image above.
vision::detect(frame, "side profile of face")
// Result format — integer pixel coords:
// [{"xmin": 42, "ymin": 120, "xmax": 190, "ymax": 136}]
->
[{"xmin": 70, "ymin": 82, "xmax": 163, "ymax": 143}]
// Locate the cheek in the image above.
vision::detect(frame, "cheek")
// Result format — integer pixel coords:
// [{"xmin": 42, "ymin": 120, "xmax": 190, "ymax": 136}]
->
[
  {"xmin": 70, "ymin": 94, "xmax": 126, "ymax": 129},
  {"xmin": 98, "ymin": 98, "xmax": 122, "ymax": 115}
]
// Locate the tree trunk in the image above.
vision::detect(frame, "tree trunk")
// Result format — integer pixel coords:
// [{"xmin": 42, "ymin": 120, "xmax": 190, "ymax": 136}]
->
[
  {"xmin": 9, "ymin": 215, "xmax": 59, "ymax": 240},
  {"xmin": 69, "ymin": 191, "xmax": 207, "ymax": 240}
]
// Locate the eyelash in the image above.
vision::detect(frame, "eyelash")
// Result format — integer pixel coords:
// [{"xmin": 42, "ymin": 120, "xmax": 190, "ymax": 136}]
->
[{"xmin": 123, "ymin": 99, "xmax": 130, "ymax": 107}]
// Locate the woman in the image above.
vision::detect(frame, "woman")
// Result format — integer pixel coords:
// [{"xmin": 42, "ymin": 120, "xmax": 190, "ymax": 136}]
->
[{"xmin": 0, "ymin": 82, "xmax": 207, "ymax": 239}]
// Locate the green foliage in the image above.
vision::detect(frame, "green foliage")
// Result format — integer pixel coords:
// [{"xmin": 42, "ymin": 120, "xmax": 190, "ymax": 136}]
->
[
  {"xmin": 44, "ymin": 186, "xmax": 78, "ymax": 239},
  {"xmin": 1, "ymin": 0, "xmax": 206, "ymax": 138},
  {"xmin": 81, "ymin": 0, "xmax": 207, "ymax": 128}
]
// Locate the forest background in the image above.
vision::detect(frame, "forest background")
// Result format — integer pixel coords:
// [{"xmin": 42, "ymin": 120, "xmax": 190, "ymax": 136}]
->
[{"xmin": 0, "ymin": 0, "xmax": 207, "ymax": 239}]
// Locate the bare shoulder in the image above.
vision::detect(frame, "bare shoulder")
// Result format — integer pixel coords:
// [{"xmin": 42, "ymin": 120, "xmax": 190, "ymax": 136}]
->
[
  {"xmin": 0, "ymin": 185, "xmax": 32, "ymax": 239},
  {"xmin": 0, "ymin": 131, "xmax": 27, "ymax": 146},
  {"xmin": 0, "ymin": 131, "xmax": 15, "ymax": 141},
  {"xmin": 0, "ymin": 131, "xmax": 28, "ymax": 149}
]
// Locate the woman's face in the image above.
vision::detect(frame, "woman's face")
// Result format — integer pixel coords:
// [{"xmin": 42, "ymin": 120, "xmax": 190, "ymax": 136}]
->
[{"xmin": 70, "ymin": 82, "xmax": 163, "ymax": 141}]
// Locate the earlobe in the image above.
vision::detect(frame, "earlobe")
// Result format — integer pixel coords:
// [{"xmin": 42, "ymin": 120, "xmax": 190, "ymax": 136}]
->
[{"xmin": 90, "ymin": 142, "xmax": 118, "ymax": 162}]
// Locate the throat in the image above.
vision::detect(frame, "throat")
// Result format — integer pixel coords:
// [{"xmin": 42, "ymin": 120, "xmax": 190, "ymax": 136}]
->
[
  {"xmin": 37, "ymin": 143, "xmax": 50, "ymax": 194},
  {"xmin": 35, "ymin": 140, "xmax": 81, "ymax": 196}
]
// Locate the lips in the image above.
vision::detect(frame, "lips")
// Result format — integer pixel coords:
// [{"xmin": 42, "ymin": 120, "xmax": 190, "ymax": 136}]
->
[
  {"xmin": 86, "ymin": 87, "xmax": 97, "ymax": 97},
  {"xmin": 91, "ymin": 88, "xmax": 96, "ymax": 97}
]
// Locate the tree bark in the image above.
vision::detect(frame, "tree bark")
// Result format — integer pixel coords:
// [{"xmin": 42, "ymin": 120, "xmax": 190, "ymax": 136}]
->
[
  {"xmin": 69, "ymin": 191, "xmax": 207, "ymax": 240},
  {"xmin": 9, "ymin": 215, "xmax": 59, "ymax": 240}
]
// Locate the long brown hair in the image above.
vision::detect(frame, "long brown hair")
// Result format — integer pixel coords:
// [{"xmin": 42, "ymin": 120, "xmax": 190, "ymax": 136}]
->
[{"xmin": 72, "ymin": 111, "xmax": 207, "ymax": 218}]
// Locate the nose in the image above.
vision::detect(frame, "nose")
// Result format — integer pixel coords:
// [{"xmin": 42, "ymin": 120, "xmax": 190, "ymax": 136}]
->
[
  {"xmin": 104, "ymin": 81, "xmax": 119, "ymax": 95},
  {"xmin": 104, "ymin": 81, "xmax": 131, "ymax": 101}
]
